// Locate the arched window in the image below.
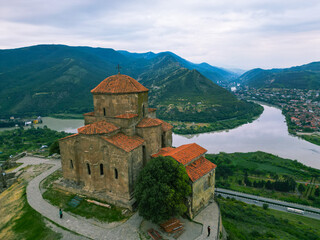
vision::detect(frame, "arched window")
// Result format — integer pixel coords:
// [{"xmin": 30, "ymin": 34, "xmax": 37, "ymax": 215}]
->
[
  {"xmin": 87, "ymin": 163, "xmax": 91, "ymax": 175},
  {"xmin": 103, "ymin": 108, "xmax": 106, "ymax": 116},
  {"xmin": 100, "ymin": 164, "xmax": 104, "ymax": 175},
  {"xmin": 70, "ymin": 160, "xmax": 74, "ymax": 169},
  {"xmin": 114, "ymin": 168, "xmax": 118, "ymax": 179}
]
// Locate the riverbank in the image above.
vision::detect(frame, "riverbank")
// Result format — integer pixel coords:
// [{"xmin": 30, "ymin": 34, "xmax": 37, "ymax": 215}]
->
[{"xmin": 170, "ymin": 104, "xmax": 264, "ymax": 134}]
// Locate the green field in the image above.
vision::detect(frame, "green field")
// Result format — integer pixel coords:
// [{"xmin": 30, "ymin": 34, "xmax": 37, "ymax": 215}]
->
[
  {"xmin": 207, "ymin": 152, "xmax": 320, "ymax": 207},
  {"xmin": 217, "ymin": 197, "xmax": 320, "ymax": 240}
]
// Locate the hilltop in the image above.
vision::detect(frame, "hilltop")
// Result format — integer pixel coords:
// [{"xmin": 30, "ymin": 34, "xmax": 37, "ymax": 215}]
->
[{"xmin": 238, "ymin": 62, "xmax": 320, "ymax": 89}]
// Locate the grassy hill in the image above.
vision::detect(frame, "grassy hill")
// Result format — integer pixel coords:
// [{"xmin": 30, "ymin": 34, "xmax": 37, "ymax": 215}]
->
[
  {"xmin": 239, "ymin": 62, "xmax": 320, "ymax": 89},
  {"xmin": 139, "ymin": 56, "xmax": 261, "ymax": 122},
  {"xmin": 0, "ymin": 44, "xmax": 261, "ymax": 125}
]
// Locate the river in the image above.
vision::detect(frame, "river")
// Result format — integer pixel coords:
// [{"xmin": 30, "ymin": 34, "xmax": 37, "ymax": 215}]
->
[
  {"xmin": 174, "ymin": 105, "xmax": 320, "ymax": 169},
  {"xmin": 2, "ymin": 104, "xmax": 320, "ymax": 169}
]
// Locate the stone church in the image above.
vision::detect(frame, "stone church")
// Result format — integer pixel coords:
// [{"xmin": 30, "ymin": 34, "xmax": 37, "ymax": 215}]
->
[{"xmin": 59, "ymin": 73, "xmax": 217, "ymax": 218}]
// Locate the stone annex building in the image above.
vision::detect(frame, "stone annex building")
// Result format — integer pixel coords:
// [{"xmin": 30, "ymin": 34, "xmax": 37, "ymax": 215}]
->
[{"xmin": 59, "ymin": 73, "xmax": 217, "ymax": 218}]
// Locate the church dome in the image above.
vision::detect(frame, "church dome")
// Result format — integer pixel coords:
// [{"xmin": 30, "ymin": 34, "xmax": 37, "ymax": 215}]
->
[{"xmin": 91, "ymin": 74, "xmax": 149, "ymax": 94}]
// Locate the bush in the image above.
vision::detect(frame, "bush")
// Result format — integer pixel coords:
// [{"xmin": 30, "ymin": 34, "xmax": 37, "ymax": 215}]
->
[{"xmin": 263, "ymin": 203, "xmax": 269, "ymax": 210}]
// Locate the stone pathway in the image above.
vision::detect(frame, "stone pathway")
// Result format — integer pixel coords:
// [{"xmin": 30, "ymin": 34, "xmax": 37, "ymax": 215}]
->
[
  {"xmin": 18, "ymin": 156, "xmax": 220, "ymax": 240},
  {"xmin": 194, "ymin": 201, "xmax": 220, "ymax": 240}
]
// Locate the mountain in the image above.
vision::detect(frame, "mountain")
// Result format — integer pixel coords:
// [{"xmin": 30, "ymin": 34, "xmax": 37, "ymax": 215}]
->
[
  {"xmin": 238, "ymin": 62, "xmax": 320, "ymax": 89},
  {"xmin": 0, "ymin": 44, "xmax": 259, "ymax": 122}
]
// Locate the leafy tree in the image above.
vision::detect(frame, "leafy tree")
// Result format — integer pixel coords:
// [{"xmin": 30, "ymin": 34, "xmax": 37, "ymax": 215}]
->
[
  {"xmin": 135, "ymin": 156, "xmax": 191, "ymax": 223},
  {"xmin": 314, "ymin": 188, "xmax": 320, "ymax": 197},
  {"xmin": 49, "ymin": 140, "xmax": 60, "ymax": 155},
  {"xmin": 298, "ymin": 184, "xmax": 306, "ymax": 194},
  {"xmin": 265, "ymin": 180, "xmax": 273, "ymax": 190}
]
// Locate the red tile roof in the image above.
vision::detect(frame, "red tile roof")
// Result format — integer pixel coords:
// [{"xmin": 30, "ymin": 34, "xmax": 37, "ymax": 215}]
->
[
  {"xmin": 151, "ymin": 147, "xmax": 175, "ymax": 158},
  {"xmin": 152, "ymin": 143, "xmax": 207, "ymax": 165},
  {"xmin": 59, "ymin": 133, "xmax": 79, "ymax": 141},
  {"xmin": 101, "ymin": 133, "xmax": 144, "ymax": 152},
  {"xmin": 115, "ymin": 113, "xmax": 138, "ymax": 119},
  {"xmin": 148, "ymin": 108, "xmax": 157, "ymax": 112},
  {"xmin": 91, "ymin": 74, "xmax": 149, "ymax": 94},
  {"xmin": 83, "ymin": 112, "xmax": 94, "ymax": 116},
  {"xmin": 78, "ymin": 120, "xmax": 119, "ymax": 135},
  {"xmin": 160, "ymin": 120, "xmax": 173, "ymax": 132},
  {"xmin": 136, "ymin": 118, "xmax": 163, "ymax": 128},
  {"xmin": 186, "ymin": 156, "xmax": 217, "ymax": 182}
]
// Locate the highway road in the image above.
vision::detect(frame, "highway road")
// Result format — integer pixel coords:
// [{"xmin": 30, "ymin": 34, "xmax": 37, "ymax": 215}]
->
[{"xmin": 216, "ymin": 188, "xmax": 320, "ymax": 220}]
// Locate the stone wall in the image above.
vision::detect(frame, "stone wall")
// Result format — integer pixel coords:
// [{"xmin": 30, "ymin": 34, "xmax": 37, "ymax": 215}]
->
[
  {"xmin": 59, "ymin": 134, "xmax": 144, "ymax": 208},
  {"xmin": 136, "ymin": 125, "xmax": 162, "ymax": 165},
  {"xmin": 162, "ymin": 130, "xmax": 172, "ymax": 148},
  {"xmin": 92, "ymin": 92, "xmax": 148, "ymax": 118},
  {"xmin": 191, "ymin": 170, "xmax": 215, "ymax": 217}
]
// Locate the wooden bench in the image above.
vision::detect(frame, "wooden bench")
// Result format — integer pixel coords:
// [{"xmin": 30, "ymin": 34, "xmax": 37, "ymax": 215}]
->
[
  {"xmin": 147, "ymin": 228, "xmax": 162, "ymax": 240},
  {"xmin": 160, "ymin": 218, "xmax": 184, "ymax": 233}
]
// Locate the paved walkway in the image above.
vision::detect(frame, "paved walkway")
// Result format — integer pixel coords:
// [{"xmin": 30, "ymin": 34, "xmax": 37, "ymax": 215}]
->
[
  {"xmin": 194, "ymin": 201, "xmax": 220, "ymax": 240},
  {"xmin": 19, "ymin": 157, "xmax": 142, "ymax": 240},
  {"xmin": 18, "ymin": 156, "xmax": 221, "ymax": 239}
]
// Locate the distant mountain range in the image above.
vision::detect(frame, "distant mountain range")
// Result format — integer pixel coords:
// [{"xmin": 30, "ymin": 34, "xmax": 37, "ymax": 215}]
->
[
  {"xmin": 0, "ymin": 44, "xmax": 258, "ymax": 121},
  {"xmin": 238, "ymin": 62, "xmax": 320, "ymax": 89}
]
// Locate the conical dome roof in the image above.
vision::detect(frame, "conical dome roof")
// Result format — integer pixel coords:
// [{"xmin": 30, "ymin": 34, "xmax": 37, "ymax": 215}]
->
[{"xmin": 91, "ymin": 74, "xmax": 148, "ymax": 94}]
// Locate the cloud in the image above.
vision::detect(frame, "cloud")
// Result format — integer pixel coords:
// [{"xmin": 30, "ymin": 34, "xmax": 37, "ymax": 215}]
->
[{"xmin": 0, "ymin": 0, "xmax": 320, "ymax": 69}]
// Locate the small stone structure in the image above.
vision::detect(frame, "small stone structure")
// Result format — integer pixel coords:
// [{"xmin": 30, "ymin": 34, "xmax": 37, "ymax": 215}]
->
[{"xmin": 59, "ymin": 73, "xmax": 217, "ymax": 217}]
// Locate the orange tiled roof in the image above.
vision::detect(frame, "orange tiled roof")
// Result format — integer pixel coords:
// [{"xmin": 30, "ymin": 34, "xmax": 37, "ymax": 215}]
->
[
  {"xmin": 153, "ymin": 143, "xmax": 207, "ymax": 165},
  {"xmin": 115, "ymin": 113, "xmax": 138, "ymax": 119},
  {"xmin": 59, "ymin": 133, "xmax": 79, "ymax": 141},
  {"xmin": 136, "ymin": 118, "xmax": 163, "ymax": 128},
  {"xmin": 186, "ymin": 156, "xmax": 217, "ymax": 182},
  {"xmin": 101, "ymin": 133, "xmax": 144, "ymax": 152},
  {"xmin": 148, "ymin": 108, "xmax": 157, "ymax": 112},
  {"xmin": 151, "ymin": 147, "xmax": 175, "ymax": 158},
  {"xmin": 83, "ymin": 112, "xmax": 94, "ymax": 116},
  {"xmin": 91, "ymin": 74, "xmax": 149, "ymax": 94},
  {"xmin": 159, "ymin": 120, "xmax": 173, "ymax": 132},
  {"xmin": 78, "ymin": 120, "xmax": 119, "ymax": 135}
]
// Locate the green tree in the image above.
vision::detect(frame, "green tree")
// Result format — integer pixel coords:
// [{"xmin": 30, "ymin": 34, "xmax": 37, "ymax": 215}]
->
[
  {"xmin": 298, "ymin": 184, "xmax": 306, "ymax": 194},
  {"xmin": 135, "ymin": 156, "xmax": 191, "ymax": 223},
  {"xmin": 49, "ymin": 140, "xmax": 60, "ymax": 155},
  {"xmin": 315, "ymin": 188, "xmax": 320, "ymax": 197}
]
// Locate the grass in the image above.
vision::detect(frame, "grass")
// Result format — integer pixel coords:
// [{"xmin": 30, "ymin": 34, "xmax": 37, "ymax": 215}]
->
[
  {"xmin": 207, "ymin": 151, "xmax": 320, "ymax": 207},
  {"xmin": 300, "ymin": 135, "xmax": 320, "ymax": 146},
  {"xmin": 0, "ymin": 181, "xmax": 61, "ymax": 240},
  {"xmin": 4, "ymin": 162, "xmax": 23, "ymax": 173},
  {"xmin": 42, "ymin": 171, "xmax": 130, "ymax": 223},
  {"xmin": 217, "ymin": 196, "xmax": 320, "ymax": 240}
]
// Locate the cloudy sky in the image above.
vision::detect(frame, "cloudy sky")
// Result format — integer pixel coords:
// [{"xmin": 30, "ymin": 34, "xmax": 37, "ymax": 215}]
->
[{"xmin": 1, "ymin": 0, "xmax": 320, "ymax": 69}]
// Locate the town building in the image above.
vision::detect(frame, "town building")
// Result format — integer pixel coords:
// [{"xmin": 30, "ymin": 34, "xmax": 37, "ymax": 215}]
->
[{"xmin": 59, "ymin": 73, "xmax": 216, "ymax": 218}]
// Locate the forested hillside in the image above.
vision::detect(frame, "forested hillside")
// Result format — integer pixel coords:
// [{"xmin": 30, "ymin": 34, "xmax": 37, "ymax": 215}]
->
[
  {"xmin": 238, "ymin": 62, "xmax": 320, "ymax": 89},
  {"xmin": 0, "ymin": 44, "xmax": 261, "ymax": 124}
]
